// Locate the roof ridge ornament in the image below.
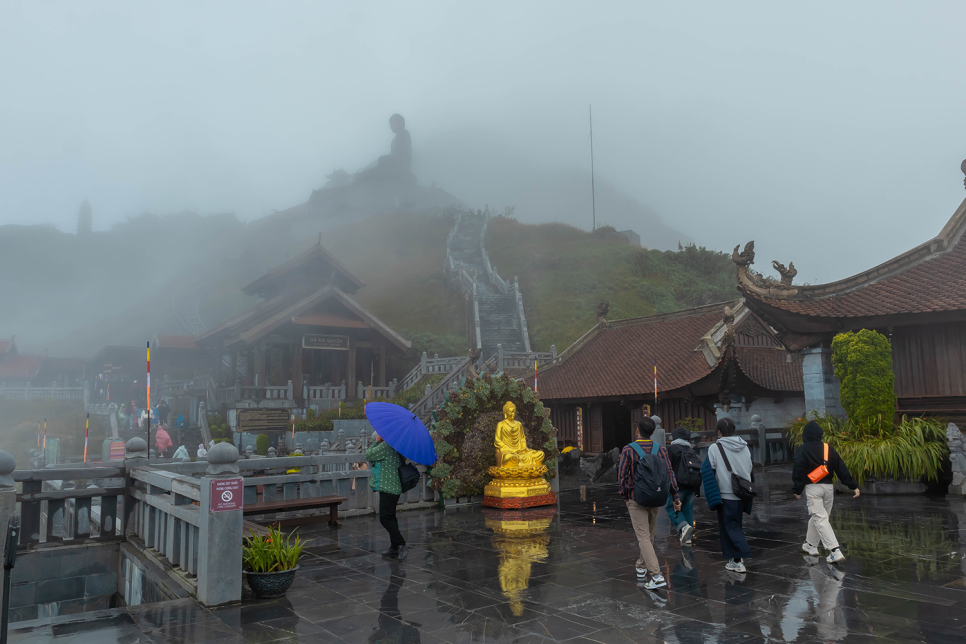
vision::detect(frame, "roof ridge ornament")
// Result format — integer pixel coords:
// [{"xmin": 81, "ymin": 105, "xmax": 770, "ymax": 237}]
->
[
  {"xmin": 732, "ymin": 240, "xmax": 800, "ymax": 298},
  {"xmin": 962, "ymin": 158, "xmax": 966, "ymax": 190}
]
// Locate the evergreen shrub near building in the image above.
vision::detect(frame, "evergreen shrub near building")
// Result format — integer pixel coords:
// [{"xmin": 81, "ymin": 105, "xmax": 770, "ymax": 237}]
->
[
  {"xmin": 256, "ymin": 433, "xmax": 270, "ymax": 456},
  {"xmin": 789, "ymin": 329, "xmax": 947, "ymax": 486},
  {"xmin": 428, "ymin": 373, "xmax": 557, "ymax": 499}
]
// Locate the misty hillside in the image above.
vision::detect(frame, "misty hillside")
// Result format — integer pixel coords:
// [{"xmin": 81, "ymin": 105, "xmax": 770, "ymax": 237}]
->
[
  {"xmin": 0, "ymin": 205, "xmax": 733, "ymax": 362},
  {"xmin": 415, "ymin": 129, "xmax": 693, "ymax": 251},
  {"xmin": 484, "ymin": 217, "xmax": 737, "ymax": 351}
]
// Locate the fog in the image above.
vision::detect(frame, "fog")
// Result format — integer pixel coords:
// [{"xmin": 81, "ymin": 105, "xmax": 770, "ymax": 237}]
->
[{"xmin": 2, "ymin": 1, "xmax": 965, "ymax": 287}]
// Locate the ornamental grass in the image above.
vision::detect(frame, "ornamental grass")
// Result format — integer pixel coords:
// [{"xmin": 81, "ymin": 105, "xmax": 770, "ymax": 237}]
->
[{"xmin": 243, "ymin": 525, "xmax": 304, "ymax": 573}]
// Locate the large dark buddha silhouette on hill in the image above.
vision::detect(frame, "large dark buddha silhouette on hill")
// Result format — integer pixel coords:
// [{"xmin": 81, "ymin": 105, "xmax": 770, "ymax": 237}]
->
[{"xmin": 356, "ymin": 113, "xmax": 415, "ymax": 184}]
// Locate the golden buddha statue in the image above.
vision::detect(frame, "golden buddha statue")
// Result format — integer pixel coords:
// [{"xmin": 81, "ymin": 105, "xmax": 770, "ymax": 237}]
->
[
  {"xmin": 495, "ymin": 401, "xmax": 544, "ymax": 468},
  {"xmin": 483, "ymin": 400, "xmax": 555, "ymax": 507}
]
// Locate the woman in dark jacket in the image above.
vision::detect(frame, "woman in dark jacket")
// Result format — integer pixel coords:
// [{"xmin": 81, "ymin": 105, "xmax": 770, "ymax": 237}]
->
[{"xmin": 792, "ymin": 421, "xmax": 860, "ymax": 564}]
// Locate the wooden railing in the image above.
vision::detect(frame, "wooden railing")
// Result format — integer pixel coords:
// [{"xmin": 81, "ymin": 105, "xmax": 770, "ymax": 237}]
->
[{"xmin": 15, "ymin": 466, "xmax": 126, "ymax": 547}]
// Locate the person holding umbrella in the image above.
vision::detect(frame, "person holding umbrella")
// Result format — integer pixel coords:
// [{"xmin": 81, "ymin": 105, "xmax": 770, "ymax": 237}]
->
[
  {"xmin": 365, "ymin": 403, "xmax": 439, "ymax": 562},
  {"xmin": 366, "ymin": 432, "xmax": 407, "ymax": 559}
]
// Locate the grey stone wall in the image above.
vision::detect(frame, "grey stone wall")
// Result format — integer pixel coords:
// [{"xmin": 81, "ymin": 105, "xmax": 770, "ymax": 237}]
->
[
  {"xmin": 802, "ymin": 347, "xmax": 844, "ymax": 418},
  {"xmin": 10, "ymin": 543, "xmax": 119, "ymax": 622}
]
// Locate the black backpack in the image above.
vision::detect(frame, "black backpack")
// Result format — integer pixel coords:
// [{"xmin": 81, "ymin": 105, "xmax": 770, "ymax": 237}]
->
[
  {"xmin": 629, "ymin": 442, "xmax": 670, "ymax": 507},
  {"xmin": 398, "ymin": 460, "xmax": 420, "ymax": 493},
  {"xmin": 670, "ymin": 444, "xmax": 703, "ymax": 491}
]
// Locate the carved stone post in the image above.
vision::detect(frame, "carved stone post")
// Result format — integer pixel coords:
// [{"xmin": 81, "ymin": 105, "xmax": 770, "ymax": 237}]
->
[{"xmin": 198, "ymin": 442, "xmax": 242, "ymax": 606}]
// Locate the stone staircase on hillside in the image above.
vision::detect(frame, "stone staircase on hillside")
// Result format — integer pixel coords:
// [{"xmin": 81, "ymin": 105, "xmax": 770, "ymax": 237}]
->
[{"xmin": 444, "ymin": 212, "xmax": 529, "ymax": 355}]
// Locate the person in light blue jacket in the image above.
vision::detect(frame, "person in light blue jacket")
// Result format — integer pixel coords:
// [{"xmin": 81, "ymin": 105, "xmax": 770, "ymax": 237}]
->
[{"xmin": 706, "ymin": 417, "xmax": 753, "ymax": 573}]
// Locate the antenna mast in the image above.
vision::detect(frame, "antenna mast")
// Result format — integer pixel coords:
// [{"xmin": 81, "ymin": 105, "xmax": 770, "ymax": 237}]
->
[{"xmin": 589, "ymin": 105, "xmax": 596, "ymax": 232}]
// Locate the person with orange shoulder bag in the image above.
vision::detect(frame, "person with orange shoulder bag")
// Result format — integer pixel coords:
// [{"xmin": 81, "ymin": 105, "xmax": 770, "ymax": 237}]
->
[{"xmin": 792, "ymin": 421, "xmax": 860, "ymax": 563}]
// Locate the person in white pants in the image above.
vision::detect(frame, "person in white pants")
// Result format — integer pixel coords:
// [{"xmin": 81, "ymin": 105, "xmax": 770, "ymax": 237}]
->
[{"xmin": 791, "ymin": 421, "xmax": 860, "ymax": 564}]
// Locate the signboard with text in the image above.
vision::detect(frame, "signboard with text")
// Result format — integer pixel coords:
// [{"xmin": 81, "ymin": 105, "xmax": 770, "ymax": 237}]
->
[
  {"xmin": 210, "ymin": 478, "xmax": 243, "ymax": 512},
  {"xmin": 302, "ymin": 334, "xmax": 350, "ymax": 350}
]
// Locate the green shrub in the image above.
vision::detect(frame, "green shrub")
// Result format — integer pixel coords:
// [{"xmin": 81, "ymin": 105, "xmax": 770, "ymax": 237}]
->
[
  {"xmin": 831, "ymin": 329, "xmax": 896, "ymax": 422},
  {"xmin": 788, "ymin": 414, "xmax": 947, "ymax": 486},
  {"xmin": 255, "ymin": 433, "xmax": 270, "ymax": 456}
]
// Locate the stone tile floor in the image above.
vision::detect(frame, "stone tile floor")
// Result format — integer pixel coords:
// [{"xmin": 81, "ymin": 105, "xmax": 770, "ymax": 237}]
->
[{"xmin": 10, "ymin": 468, "xmax": 966, "ymax": 643}]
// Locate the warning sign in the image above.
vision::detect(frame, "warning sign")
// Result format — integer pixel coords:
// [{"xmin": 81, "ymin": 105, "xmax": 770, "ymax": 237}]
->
[{"xmin": 210, "ymin": 478, "xmax": 243, "ymax": 512}]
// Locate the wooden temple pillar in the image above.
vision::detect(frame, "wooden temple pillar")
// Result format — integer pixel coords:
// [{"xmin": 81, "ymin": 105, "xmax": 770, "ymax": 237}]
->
[
  {"xmin": 346, "ymin": 340, "xmax": 357, "ymax": 399},
  {"xmin": 378, "ymin": 345, "xmax": 386, "ymax": 387},
  {"xmin": 291, "ymin": 340, "xmax": 303, "ymax": 400},
  {"xmin": 257, "ymin": 344, "xmax": 267, "ymax": 387}
]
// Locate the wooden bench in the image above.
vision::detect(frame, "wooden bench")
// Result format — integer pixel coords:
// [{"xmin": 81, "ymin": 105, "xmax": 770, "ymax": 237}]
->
[{"xmin": 243, "ymin": 495, "xmax": 348, "ymax": 527}]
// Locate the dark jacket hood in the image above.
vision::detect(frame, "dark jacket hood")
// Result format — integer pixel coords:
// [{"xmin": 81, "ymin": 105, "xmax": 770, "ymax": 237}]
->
[
  {"xmin": 802, "ymin": 421, "xmax": 824, "ymax": 443},
  {"xmin": 671, "ymin": 426, "xmax": 691, "ymax": 442}
]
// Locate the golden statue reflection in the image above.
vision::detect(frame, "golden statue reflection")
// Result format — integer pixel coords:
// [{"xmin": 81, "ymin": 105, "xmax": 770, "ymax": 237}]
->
[
  {"xmin": 485, "ymin": 508, "xmax": 555, "ymax": 616},
  {"xmin": 495, "ymin": 401, "xmax": 544, "ymax": 468}
]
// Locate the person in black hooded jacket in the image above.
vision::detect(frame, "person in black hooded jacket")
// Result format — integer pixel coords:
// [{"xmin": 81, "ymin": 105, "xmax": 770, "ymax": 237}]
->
[{"xmin": 792, "ymin": 420, "xmax": 860, "ymax": 564}]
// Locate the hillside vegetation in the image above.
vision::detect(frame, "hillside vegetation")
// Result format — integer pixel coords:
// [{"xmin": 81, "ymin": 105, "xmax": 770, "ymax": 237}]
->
[{"xmin": 484, "ymin": 217, "xmax": 737, "ymax": 351}]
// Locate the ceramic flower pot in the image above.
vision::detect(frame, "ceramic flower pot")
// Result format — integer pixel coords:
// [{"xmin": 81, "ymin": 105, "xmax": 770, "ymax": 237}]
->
[{"xmin": 244, "ymin": 566, "xmax": 299, "ymax": 598}]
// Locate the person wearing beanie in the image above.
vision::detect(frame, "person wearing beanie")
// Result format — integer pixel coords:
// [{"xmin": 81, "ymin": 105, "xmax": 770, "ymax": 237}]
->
[
  {"xmin": 792, "ymin": 420, "xmax": 860, "ymax": 564},
  {"xmin": 665, "ymin": 426, "xmax": 700, "ymax": 545}
]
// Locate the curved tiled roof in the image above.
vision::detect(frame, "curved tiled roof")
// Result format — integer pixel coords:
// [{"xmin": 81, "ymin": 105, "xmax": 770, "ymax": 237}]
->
[
  {"xmin": 536, "ymin": 307, "xmax": 725, "ymax": 401},
  {"xmin": 734, "ymin": 347, "xmax": 803, "ymax": 392},
  {"xmin": 742, "ymin": 197, "xmax": 966, "ymax": 319}
]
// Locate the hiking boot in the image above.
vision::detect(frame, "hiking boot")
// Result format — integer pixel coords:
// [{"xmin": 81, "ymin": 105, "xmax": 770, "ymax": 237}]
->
[
  {"xmin": 396, "ymin": 546, "xmax": 408, "ymax": 561},
  {"xmin": 725, "ymin": 559, "xmax": 746, "ymax": 573},
  {"xmin": 827, "ymin": 549, "xmax": 845, "ymax": 564},
  {"xmin": 381, "ymin": 547, "xmax": 399, "ymax": 558},
  {"xmin": 642, "ymin": 573, "xmax": 666, "ymax": 589},
  {"xmin": 679, "ymin": 524, "xmax": 694, "ymax": 545},
  {"xmin": 802, "ymin": 541, "xmax": 819, "ymax": 556}
]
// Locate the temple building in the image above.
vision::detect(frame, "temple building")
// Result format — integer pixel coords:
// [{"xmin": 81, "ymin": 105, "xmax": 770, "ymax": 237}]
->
[
  {"xmin": 735, "ymin": 185, "xmax": 966, "ymax": 425},
  {"xmin": 193, "ymin": 239, "xmax": 411, "ymax": 412},
  {"xmin": 533, "ymin": 301, "xmax": 805, "ymax": 454}
]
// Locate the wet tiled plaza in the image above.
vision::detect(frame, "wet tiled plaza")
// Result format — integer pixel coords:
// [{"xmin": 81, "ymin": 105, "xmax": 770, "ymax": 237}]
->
[{"xmin": 10, "ymin": 468, "xmax": 966, "ymax": 643}]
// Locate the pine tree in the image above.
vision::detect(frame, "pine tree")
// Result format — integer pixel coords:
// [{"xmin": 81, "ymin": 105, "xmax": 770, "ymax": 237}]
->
[{"xmin": 77, "ymin": 198, "xmax": 93, "ymax": 236}]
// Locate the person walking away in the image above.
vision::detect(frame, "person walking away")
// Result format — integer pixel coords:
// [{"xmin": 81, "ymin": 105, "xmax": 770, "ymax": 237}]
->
[
  {"xmin": 157, "ymin": 399, "xmax": 170, "ymax": 426},
  {"xmin": 366, "ymin": 432, "xmax": 407, "ymax": 560},
  {"xmin": 706, "ymin": 417, "xmax": 753, "ymax": 572},
  {"xmin": 792, "ymin": 420, "xmax": 860, "ymax": 564},
  {"xmin": 666, "ymin": 426, "xmax": 702, "ymax": 545},
  {"xmin": 154, "ymin": 424, "xmax": 172, "ymax": 458},
  {"xmin": 618, "ymin": 417, "xmax": 681, "ymax": 589}
]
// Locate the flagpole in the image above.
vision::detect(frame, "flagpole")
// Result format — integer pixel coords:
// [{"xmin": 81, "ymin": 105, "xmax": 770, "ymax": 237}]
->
[
  {"xmin": 653, "ymin": 358, "xmax": 657, "ymax": 416},
  {"xmin": 534, "ymin": 359, "xmax": 538, "ymax": 396},
  {"xmin": 146, "ymin": 341, "xmax": 151, "ymax": 460},
  {"xmin": 83, "ymin": 413, "xmax": 89, "ymax": 464},
  {"xmin": 43, "ymin": 418, "xmax": 47, "ymax": 461}
]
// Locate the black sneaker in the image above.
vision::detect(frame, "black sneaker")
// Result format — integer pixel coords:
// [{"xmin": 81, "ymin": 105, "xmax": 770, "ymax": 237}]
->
[{"xmin": 396, "ymin": 546, "xmax": 408, "ymax": 561}]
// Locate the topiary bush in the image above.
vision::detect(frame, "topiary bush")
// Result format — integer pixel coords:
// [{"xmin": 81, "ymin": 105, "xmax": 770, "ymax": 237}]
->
[
  {"xmin": 831, "ymin": 329, "xmax": 896, "ymax": 422},
  {"xmin": 255, "ymin": 433, "xmax": 270, "ymax": 456},
  {"xmin": 428, "ymin": 373, "xmax": 557, "ymax": 499}
]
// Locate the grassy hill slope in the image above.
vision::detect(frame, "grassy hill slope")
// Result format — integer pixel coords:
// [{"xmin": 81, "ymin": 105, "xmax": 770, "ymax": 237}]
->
[{"xmin": 484, "ymin": 217, "xmax": 737, "ymax": 352}]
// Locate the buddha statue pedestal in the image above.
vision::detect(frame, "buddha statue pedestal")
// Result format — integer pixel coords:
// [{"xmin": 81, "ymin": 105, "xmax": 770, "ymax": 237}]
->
[{"xmin": 482, "ymin": 464, "xmax": 557, "ymax": 509}]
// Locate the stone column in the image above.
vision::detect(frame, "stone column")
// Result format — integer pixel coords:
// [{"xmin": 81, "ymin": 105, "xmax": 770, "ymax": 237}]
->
[
  {"xmin": 0, "ymin": 451, "xmax": 16, "ymax": 613},
  {"xmin": 198, "ymin": 442, "xmax": 242, "ymax": 606},
  {"xmin": 801, "ymin": 347, "xmax": 844, "ymax": 418}
]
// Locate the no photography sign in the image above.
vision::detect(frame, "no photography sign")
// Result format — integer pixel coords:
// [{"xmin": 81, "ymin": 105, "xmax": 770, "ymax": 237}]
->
[{"xmin": 210, "ymin": 478, "xmax": 243, "ymax": 512}]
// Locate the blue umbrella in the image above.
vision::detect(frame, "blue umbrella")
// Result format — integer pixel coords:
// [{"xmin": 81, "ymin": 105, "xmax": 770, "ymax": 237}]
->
[{"xmin": 365, "ymin": 402, "xmax": 437, "ymax": 465}]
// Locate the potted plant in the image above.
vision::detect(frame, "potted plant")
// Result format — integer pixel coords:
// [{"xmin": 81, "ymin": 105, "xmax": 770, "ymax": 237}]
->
[{"xmin": 242, "ymin": 525, "xmax": 304, "ymax": 598}]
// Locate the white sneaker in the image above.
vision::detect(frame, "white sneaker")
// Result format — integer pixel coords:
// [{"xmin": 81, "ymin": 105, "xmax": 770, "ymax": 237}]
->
[
  {"xmin": 725, "ymin": 559, "xmax": 746, "ymax": 573},
  {"xmin": 642, "ymin": 573, "xmax": 666, "ymax": 589},
  {"xmin": 802, "ymin": 541, "xmax": 820, "ymax": 556},
  {"xmin": 827, "ymin": 549, "xmax": 845, "ymax": 564},
  {"xmin": 635, "ymin": 567, "xmax": 648, "ymax": 580},
  {"xmin": 679, "ymin": 524, "xmax": 694, "ymax": 544}
]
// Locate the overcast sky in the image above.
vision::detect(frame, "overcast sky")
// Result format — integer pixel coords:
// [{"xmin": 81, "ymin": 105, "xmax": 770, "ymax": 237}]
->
[{"xmin": 1, "ymin": 1, "xmax": 964, "ymax": 283}]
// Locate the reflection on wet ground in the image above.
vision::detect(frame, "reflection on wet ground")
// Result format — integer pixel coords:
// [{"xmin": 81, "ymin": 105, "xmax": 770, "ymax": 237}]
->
[{"xmin": 10, "ymin": 468, "xmax": 966, "ymax": 642}]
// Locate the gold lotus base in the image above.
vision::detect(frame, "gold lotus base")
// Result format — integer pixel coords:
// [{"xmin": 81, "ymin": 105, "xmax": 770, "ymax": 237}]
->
[{"xmin": 484, "ymin": 464, "xmax": 551, "ymax": 498}]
